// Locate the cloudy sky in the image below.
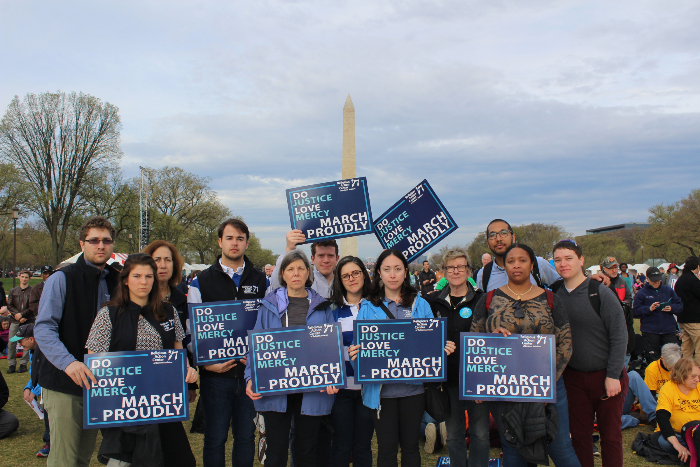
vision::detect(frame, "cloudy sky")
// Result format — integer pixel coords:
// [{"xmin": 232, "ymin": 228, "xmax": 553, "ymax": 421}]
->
[{"xmin": 2, "ymin": 0, "xmax": 699, "ymax": 259}]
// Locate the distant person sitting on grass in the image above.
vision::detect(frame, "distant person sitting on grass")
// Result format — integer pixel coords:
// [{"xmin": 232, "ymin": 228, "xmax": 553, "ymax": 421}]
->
[
  {"xmin": 0, "ymin": 368, "xmax": 19, "ymax": 438},
  {"xmin": 11, "ymin": 323, "xmax": 51, "ymax": 456},
  {"xmin": 0, "ymin": 318, "xmax": 10, "ymax": 356}
]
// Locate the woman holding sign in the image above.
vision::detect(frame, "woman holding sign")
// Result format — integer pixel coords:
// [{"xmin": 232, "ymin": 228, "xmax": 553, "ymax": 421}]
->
[
  {"xmin": 349, "ymin": 248, "xmax": 455, "ymax": 467},
  {"xmin": 320, "ymin": 256, "xmax": 375, "ymax": 467},
  {"xmin": 86, "ymin": 253, "xmax": 198, "ymax": 467},
  {"xmin": 470, "ymin": 244, "xmax": 579, "ymax": 467},
  {"xmin": 244, "ymin": 249, "xmax": 338, "ymax": 467}
]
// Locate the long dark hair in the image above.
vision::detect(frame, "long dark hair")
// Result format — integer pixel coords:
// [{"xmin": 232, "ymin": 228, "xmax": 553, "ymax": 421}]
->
[
  {"xmin": 368, "ymin": 249, "xmax": 417, "ymax": 307},
  {"xmin": 329, "ymin": 256, "xmax": 371, "ymax": 307},
  {"xmin": 106, "ymin": 253, "xmax": 166, "ymax": 321},
  {"xmin": 141, "ymin": 240, "xmax": 184, "ymax": 286}
]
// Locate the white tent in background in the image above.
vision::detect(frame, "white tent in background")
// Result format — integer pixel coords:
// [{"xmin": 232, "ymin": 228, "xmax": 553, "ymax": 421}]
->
[
  {"xmin": 182, "ymin": 263, "xmax": 208, "ymax": 275},
  {"xmin": 630, "ymin": 263, "xmax": 650, "ymax": 274},
  {"xmin": 62, "ymin": 252, "xmax": 129, "ymax": 266},
  {"xmin": 586, "ymin": 265, "xmax": 601, "ymax": 275}
]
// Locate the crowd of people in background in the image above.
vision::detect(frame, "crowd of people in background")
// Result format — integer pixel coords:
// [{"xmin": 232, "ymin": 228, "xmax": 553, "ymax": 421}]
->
[{"xmin": 0, "ymin": 214, "xmax": 699, "ymax": 467}]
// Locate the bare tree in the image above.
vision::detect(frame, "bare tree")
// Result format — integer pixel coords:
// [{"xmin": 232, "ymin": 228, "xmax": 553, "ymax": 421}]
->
[{"xmin": 0, "ymin": 91, "xmax": 122, "ymax": 264}]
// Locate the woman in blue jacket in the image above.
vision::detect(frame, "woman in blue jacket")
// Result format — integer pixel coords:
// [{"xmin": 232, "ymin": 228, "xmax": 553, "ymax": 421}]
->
[
  {"xmin": 633, "ymin": 266, "xmax": 684, "ymax": 362},
  {"xmin": 349, "ymin": 249, "xmax": 455, "ymax": 467},
  {"xmin": 245, "ymin": 249, "xmax": 337, "ymax": 467}
]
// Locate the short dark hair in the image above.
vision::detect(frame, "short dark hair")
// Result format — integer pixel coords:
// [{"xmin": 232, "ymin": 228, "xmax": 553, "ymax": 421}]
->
[
  {"xmin": 684, "ymin": 256, "xmax": 700, "ymax": 274},
  {"xmin": 19, "ymin": 270, "xmax": 31, "ymax": 278},
  {"xmin": 504, "ymin": 243, "xmax": 537, "ymax": 267},
  {"xmin": 423, "ymin": 260, "xmax": 429, "ymax": 265},
  {"xmin": 80, "ymin": 216, "xmax": 115, "ymax": 241},
  {"xmin": 328, "ymin": 256, "xmax": 371, "ymax": 307},
  {"xmin": 486, "ymin": 219, "xmax": 513, "ymax": 237},
  {"xmin": 620, "ymin": 263, "xmax": 628, "ymax": 268},
  {"xmin": 552, "ymin": 240, "xmax": 583, "ymax": 258},
  {"xmin": 218, "ymin": 218, "xmax": 250, "ymax": 240},
  {"xmin": 311, "ymin": 240, "xmax": 339, "ymax": 256}
]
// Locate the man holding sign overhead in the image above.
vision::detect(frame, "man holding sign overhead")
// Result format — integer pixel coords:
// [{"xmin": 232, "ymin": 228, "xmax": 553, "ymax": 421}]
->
[{"xmin": 187, "ymin": 218, "xmax": 267, "ymax": 467}]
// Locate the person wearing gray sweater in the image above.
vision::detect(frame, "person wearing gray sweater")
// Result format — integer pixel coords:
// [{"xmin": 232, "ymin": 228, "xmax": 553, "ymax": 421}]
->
[{"xmin": 552, "ymin": 240, "xmax": 628, "ymax": 467}]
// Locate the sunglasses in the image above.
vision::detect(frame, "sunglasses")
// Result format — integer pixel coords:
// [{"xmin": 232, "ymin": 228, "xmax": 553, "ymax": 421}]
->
[{"xmin": 84, "ymin": 238, "xmax": 114, "ymax": 245}]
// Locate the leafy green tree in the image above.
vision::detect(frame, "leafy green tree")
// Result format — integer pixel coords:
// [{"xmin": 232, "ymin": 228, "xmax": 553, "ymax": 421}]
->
[{"xmin": 645, "ymin": 189, "xmax": 700, "ymax": 259}]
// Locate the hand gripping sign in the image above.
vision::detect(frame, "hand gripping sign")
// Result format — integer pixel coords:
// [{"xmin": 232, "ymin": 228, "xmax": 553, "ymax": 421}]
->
[
  {"xmin": 373, "ymin": 180, "xmax": 458, "ymax": 263},
  {"xmin": 248, "ymin": 324, "xmax": 347, "ymax": 395},
  {"xmin": 286, "ymin": 177, "xmax": 374, "ymax": 243},
  {"xmin": 353, "ymin": 318, "xmax": 447, "ymax": 383},
  {"xmin": 459, "ymin": 333, "xmax": 556, "ymax": 403},
  {"xmin": 83, "ymin": 349, "xmax": 189, "ymax": 429},
  {"xmin": 188, "ymin": 299, "xmax": 261, "ymax": 366}
]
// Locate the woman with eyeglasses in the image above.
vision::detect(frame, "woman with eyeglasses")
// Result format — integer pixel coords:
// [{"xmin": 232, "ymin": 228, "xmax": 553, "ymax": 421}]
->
[
  {"xmin": 349, "ymin": 249, "xmax": 455, "ymax": 467},
  {"xmin": 471, "ymin": 243, "xmax": 579, "ymax": 467},
  {"xmin": 244, "ymin": 249, "xmax": 337, "ymax": 467},
  {"xmin": 423, "ymin": 248, "xmax": 488, "ymax": 466},
  {"xmin": 318, "ymin": 256, "xmax": 375, "ymax": 467},
  {"xmin": 85, "ymin": 253, "xmax": 198, "ymax": 467}
]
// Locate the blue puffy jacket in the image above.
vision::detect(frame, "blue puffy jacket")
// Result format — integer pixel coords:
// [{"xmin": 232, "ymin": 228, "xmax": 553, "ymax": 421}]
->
[
  {"xmin": 244, "ymin": 287, "xmax": 335, "ymax": 415},
  {"xmin": 633, "ymin": 282, "xmax": 683, "ymax": 334},
  {"xmin": 354, "ymin": 296, "xmax": 434, "ymax": 412}
]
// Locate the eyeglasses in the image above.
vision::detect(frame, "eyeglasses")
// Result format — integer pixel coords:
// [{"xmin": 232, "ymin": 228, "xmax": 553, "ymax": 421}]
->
[
  {"xmin": 488, "ymin": 229, "xmax": 512, "ymax": 239},
  {"xmin": 511, "ymin": 301, "xmax": 525, "ymax": 319},
  {"xmin": 85, "ymin": 238, "xmax": 114, "ymax": 245},
  {"xmin": 445, "ymin": 265, "xmax": 468, "ymax": 273},
  {"xmin": 341, "ymin": 270, "xmax": 363, "ymax": 281}
]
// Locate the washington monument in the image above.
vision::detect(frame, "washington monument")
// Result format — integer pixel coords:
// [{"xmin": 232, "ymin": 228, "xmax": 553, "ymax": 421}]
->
[{"xmin": 340, "ymin": 95, "xmax": 358, "ymax": 257}]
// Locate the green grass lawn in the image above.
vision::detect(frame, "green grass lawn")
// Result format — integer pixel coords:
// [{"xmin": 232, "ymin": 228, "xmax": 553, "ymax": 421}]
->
[
  {"xmin": 0, "ymin": 356, "xmax": 658, "ymax": 467},
  {"xmin": 1, "ymin": 277, "xmax": 44, "ymax": 291}
]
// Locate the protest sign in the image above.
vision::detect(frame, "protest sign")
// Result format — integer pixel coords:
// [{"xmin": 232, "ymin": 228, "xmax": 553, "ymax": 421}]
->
[
  {"xmin": 354, "ymin": 318, "xmax": 447, "ymax": 383},
  {"xmin": 188, "ymin": 299, "xmax": 261, "ymax": 366},
  {"xmin": 83, "ymin": 349, "xmax": 189, "ymax": 429},
  {"xmin": 373, "ymin": 180, "xmax": 458, "ymax": 263},
  {"xmin": 249, "ymin": 323, "xmax": 346, "ymax": 395},
  {"xmin": 459, "ymin": 332, "xmax": 556, "ymax": 402},
  {"xmin": 286, "ymin": 177, "xmax": 373, "ymax": 243}
]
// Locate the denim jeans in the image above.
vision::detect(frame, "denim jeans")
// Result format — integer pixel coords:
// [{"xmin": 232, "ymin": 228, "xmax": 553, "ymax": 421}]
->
[
  {"xmin": 621, "ymin": 370, "xmax": 657, "ymax": 429},
  {"xmin": 498, "ymin": 377, "xmax": 581, "ymax": 467},
  {"xmin": 657, "ymin": 433, "xmax": 686, "ymax": 453},
  {"xmin": 200, "ymin": 376, "xmax": 256, "ymax": 467},
  {"xmin": 445, "ymin": 387, "xmax": 489, "ymax": 467},
  {"xmin": 329, "ymin": 389, "xmax": 374, "ymax": 467}
]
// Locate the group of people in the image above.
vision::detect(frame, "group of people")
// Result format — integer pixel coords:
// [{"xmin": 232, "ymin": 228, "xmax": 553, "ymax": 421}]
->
[{"xmin": 1, "ymin": 213, "xmax": 700, "ymax": 467}]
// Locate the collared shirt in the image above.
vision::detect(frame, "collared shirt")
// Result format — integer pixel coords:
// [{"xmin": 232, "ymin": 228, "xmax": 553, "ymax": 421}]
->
[
  {"xmin": 34, "ymin": 258, "xmax": 110, "ymax": 371},
  {"xmin": 476, "ymin": 256, "xmax": 561, "ymax": 292},
  {"xmin": 187, "ymin": 259, "xmax": 245, "ymax": 304}
]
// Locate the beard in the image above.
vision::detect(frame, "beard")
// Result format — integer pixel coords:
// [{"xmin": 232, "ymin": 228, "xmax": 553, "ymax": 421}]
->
[{"xmin": 223, "ymin": 250, "xmax": 244, "ymax": 263}]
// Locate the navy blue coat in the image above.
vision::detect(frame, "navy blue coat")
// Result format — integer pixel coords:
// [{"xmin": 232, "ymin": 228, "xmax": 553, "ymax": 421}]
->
[{"xmin": 633, "ymin": 282, "xmax": 683, "ymax": 334}]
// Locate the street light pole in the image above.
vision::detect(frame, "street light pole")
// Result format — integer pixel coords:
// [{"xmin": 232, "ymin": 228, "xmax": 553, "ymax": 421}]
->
[{"xmin": 12, "ymin": 207, "xmax": 19, "ymax": 288}]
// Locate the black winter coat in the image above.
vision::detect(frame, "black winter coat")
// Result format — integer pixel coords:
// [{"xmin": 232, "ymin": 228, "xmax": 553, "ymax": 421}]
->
[
  {"xmin": 424, "ymin": 283, "xmax": 483, "ymax": 387},
  {"xmin": 498, "ymin": 402, "xmax": 558, "ymax": 465},
  {"xmin": 676, "ymin": 272, "xmax": 700, "ymax": 324}
]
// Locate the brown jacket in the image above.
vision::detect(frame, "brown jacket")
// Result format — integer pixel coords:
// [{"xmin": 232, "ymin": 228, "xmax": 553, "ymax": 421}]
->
[
  {"xmin": 7, "ymin": 285, "xmax": 33, "ymax": 324},
  {"xmin": 28, "ymin": 281, "xmax": 46, "ymax": 319}
]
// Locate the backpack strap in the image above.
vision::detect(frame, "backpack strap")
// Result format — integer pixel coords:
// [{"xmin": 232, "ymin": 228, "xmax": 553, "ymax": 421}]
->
[
  {"xmin": 378, "ymin": 302, "xmax": 396, "ymax": 319},
  {"xmin": 531, "ymin": 258, "xmax": 545, "ymax": 289},
  {"xmin": 546, "ymin": 290, "xmax": 554, "ymax": 311},
  {"xmin": 482, "ymin": 262, "xmax": 494, "ymax": 291},
  {"xmin": 485, "ymin": 290, "xmax": 496, "ymax": 311},
  {"xmin": 588, "ymin": 279, "xmax": 602, "ymax": 317}
]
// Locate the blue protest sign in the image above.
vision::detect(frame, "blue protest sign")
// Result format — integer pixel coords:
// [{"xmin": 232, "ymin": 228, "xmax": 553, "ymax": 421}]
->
[
  {"xmin": 459, "ymin": 333, "xmax": 556, "ymax": 402},
  {"xmin": 188, "ymin": 299, "xmax": 261, "ymax": 366},
  {"xmin": 249, "ymin": 324, "xmax": 346, "ymax": 395},
  {"xmin": 83, "ymin": 349, "xmax": 189, "ymax": 429},
  {"xmin": 286, "ymin": 177, "xmax": 373, "ymax": 243},
  {"xmin": 353, "ymin": 318, "xmax": 447, "ymax": 383},
  {"xmin": 373, "ymin": 180, "xmax": 458, "ymax": 263}
]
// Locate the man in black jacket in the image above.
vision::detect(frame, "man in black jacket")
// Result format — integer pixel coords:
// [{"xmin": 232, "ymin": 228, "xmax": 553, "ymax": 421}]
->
[
  {"xmin": 424, "ymin": 248, "xmax": 488, "ymax": 466},
  {"xmin": 419, "ymin": 260, "xmax": 436, "ymax": 295},
  {"xmin": 676, "ymin": 257, "xmax": 700, "ymax": 361},
  {"xmin": 187, "ymin": 218, "xmax": 267, "ymax": 467},
  {"xmin": 34, "ymin": 217, "xmax": 119, "ymax": 467}
]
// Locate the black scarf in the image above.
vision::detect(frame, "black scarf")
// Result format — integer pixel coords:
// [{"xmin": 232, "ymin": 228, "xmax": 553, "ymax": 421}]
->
[{"xmin": 107, "ymin": 301, "xmax": 176, "ymax": 352}]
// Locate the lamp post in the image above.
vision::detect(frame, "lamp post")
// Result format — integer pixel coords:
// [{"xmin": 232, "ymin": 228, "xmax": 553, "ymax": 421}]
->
[{"xmin": 12, "ymin": 207, "xmax": 18, "ymax": 288}]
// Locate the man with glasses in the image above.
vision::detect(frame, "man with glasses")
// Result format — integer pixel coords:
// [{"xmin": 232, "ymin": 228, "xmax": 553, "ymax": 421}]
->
[
  {"xmin": 477, "ymin": 219, "xmax": 563, "ymax": 292},
  {"xmin": 34, "ymin": 217, "xmax": 120, "ymax": 467}
]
